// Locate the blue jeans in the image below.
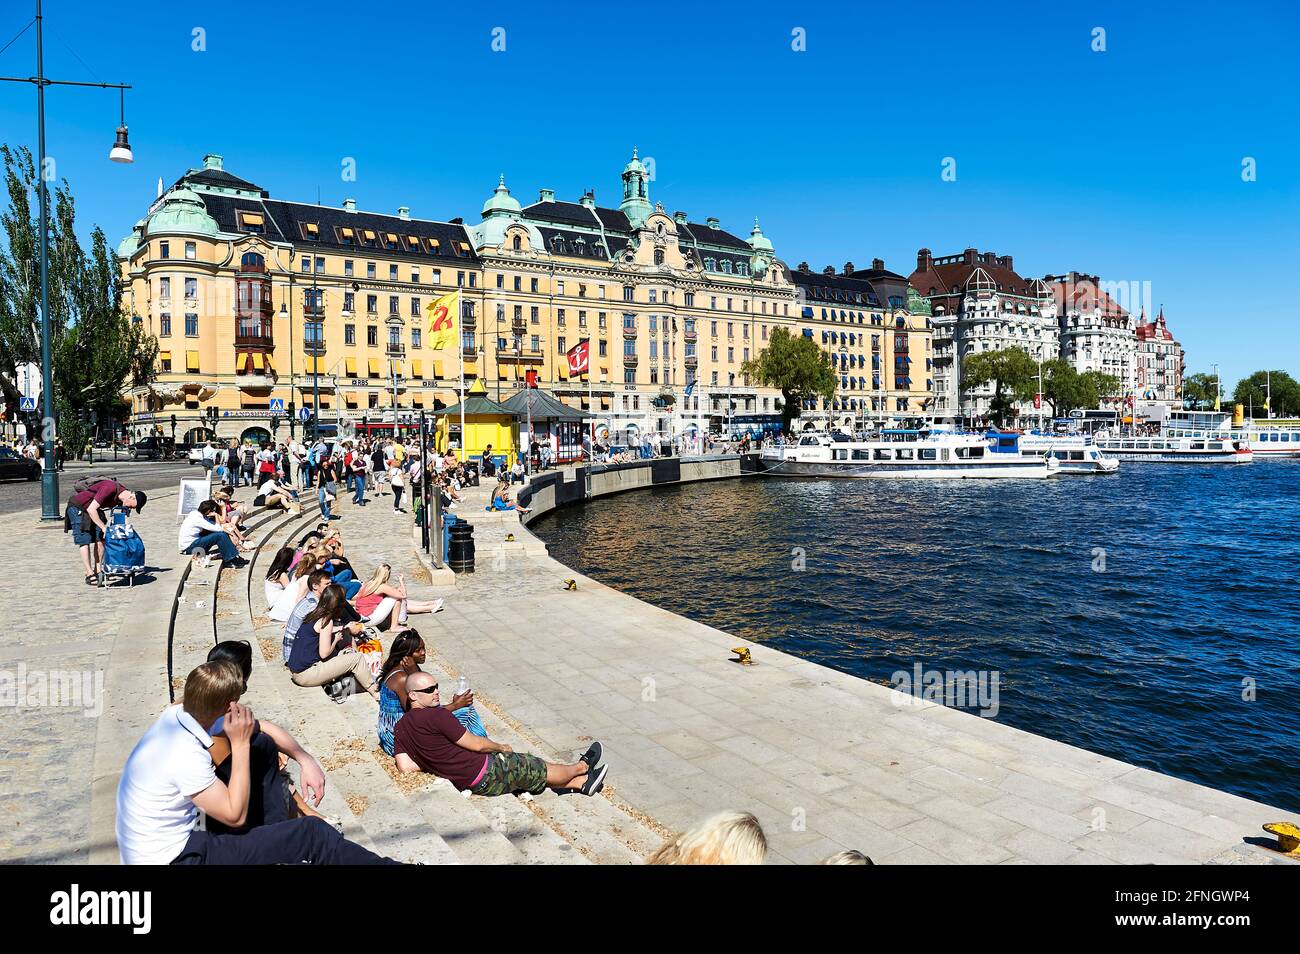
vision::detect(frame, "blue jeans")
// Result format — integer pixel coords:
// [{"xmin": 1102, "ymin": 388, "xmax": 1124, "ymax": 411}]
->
[
  {"xmin": 318, "ymin": 486, "xmax": 332, "ymax": 519},
  {"xmin": 352, "ymin": 473, "xmax": 365, "ymax": 504},
  {"xmin": 191, "ymin": 530, "xmax": 238, "ymax": 562},
  {"xmin": 171, "ymin": 817, "xmax": 396, "ymax": 865}
]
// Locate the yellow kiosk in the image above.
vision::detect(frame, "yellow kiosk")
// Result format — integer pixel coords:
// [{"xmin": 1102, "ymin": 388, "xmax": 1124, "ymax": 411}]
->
[{"xmin": 434, "ymin": 378, "xmax": 518, "ymax": 467}]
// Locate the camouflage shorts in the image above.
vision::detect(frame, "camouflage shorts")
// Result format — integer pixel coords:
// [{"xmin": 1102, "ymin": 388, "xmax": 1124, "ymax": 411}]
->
[{"xmin": 470, "ymin": 752, "xmax": 547, "ymax": 797}]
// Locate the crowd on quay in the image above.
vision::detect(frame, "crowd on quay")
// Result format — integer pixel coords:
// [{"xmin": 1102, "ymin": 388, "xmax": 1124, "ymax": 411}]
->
[{"xmin": 110, "ymin": 428, "xmax": 873, "ymax": 864}]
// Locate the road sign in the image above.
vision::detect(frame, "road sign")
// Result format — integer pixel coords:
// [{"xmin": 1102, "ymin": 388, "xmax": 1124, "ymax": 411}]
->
[
  {"xmin": 297, "ymin": 406, "xmax": 311, "ymax": 422},
  {"xmin": 269, "ymin": 398, "xmax": 285, "ymax": 413},
  {"xmin": 20, "ymin": 397, "xmax": 36, "ymax": 412}
]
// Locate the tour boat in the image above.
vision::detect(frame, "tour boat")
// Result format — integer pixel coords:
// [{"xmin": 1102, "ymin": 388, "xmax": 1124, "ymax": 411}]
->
[
  {"xmin": 1091, "ymin": 432, "xmax": 1252, "ymax": 463},
  {"xmin": 1014, "ymin": 432, "xmax": 1119, "ymax": 474},
  {"xmin": 1160, "ymin": 410, "xmax": 1300, "ymax": 458},
  {"xmin": 761, "ymin": 429, "xmax": 1057, "ymax": 479}
]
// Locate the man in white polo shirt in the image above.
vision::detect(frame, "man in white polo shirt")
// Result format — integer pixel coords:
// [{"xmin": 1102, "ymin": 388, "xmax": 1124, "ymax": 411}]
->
[{"xmin": 115, "ymin": 660, "xmax": 394, "ymax": 865}]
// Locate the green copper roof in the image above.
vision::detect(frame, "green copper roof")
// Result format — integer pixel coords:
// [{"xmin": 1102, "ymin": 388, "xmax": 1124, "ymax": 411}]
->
[
  {"xmin": 748, "ymin": 217, "xmax": 773, "ymax": 252},
  {"xmin": 146, "ymin": 187, "xmax": 218, "ymax": 238},
  {"xmin": 481, "ymin": 175, "xmax": 522, "ymax": 216},
  {"xmin": 435, "ymin": 394, "xmax": 513, "ymax": 417},
  {"xmin": 622, "ymin": 147, "xmax": 647, "ymax": 176}
]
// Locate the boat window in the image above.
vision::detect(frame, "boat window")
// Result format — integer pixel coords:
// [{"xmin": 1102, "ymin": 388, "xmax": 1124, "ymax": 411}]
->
[
  {"xmin": 799, "ymin": 436, "xmax": 819, "ymax": 446},
  {"xmin": 919, "ymin": 448, "xmax": 937, "ymax": 461},
  {"xmin": 1071, "ymin": 451, "xmax": 1084, "ymax": 460},
  {"xmin": 941, "ymin": 449, "xmax": 950, "ymax": 461},
  {"xmin": 968, "ymin": 446, "xmax": 984, "ymax": 458},
  {"xmin": 833, "ymin": 449, "xmax": 848, "ymax": 460},
  {"xmin": 1283, "ymin": 434, "xmax": 1291, "ymax": 442},
  {"xmin": 1207, "ymin": 442, "xmax": 1220, "ymax": 450},
  {"xmin": 1191, "ymin": 442, "xmax": 1205, "ymax": 450},
  {"xmin": 852, "ymin": 449, "xmax": 871, "ymax": 460},
  {"xmin": 895, "ymin": 448, "xmax": 915, "ymax": 460},
  {"xmin": 1122, "ymin": 442, "xmax": 1135, "ymax": 449},
  {"xmin": 873, "ymin": 449, "xmax": 892, "ymax": 460}
]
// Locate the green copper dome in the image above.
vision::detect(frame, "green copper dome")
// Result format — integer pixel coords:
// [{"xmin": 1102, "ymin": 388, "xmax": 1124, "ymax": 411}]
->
[
  {"xmin": 117, "ymin": 219, "xmax": 146, "ymax": 259},
  {"xmin": 481, "ymin": 175, "xmax": 522, "ymax": 216},
  {"xmin": 146, "ymin": 187, "xmax": 218, "ymax": 237},
  {"xmin": 622, "ymin": 147, "xmax": 647, "ymax": 176},
  {"xmin": 748, "ymin": 217, "xmax": 773, "ymax": 252}
]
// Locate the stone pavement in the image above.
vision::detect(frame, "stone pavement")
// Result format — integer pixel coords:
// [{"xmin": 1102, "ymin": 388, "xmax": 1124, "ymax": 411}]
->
[{"xmin": 0, "ymin": 485, "xmax": 190, "ymax": 863}]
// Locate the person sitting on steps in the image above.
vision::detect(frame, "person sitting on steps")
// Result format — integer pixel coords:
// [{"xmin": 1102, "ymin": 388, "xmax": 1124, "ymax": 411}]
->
[
  {"xmin": 178, "ymin": 500, "xmax": 247, "ymax": 568},
  {"xmin": 286, "ymin": 584, "xmax": 379, "ymax": 701},
  {"xmin": 350, "ymin": 564, "xmax": 443, "ymax": 632},
  {"xmin": 394, "ymin": 672, "xmax": 607, "ymax": 797}
]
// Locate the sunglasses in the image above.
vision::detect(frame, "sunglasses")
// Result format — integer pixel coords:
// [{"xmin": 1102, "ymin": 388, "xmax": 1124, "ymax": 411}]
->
[{"xmin": 411, "ymin": 684, "xmax": 439, "ymax": 694}]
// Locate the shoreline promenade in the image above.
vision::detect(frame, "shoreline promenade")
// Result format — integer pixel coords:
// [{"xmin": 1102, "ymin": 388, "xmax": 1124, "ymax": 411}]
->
[{"xmin": 3, "ymin": 457, "xmax": 1296, "ymax": 864}]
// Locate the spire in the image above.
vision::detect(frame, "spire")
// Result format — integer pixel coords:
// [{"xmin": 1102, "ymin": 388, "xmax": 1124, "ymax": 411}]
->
[
  {"xmin": 619, "ymin": 147, "xmax": 652, "ymax": 228},
  {"xmin": 156, "ymin": 176, "xmax": 163, "ymax": 198}
]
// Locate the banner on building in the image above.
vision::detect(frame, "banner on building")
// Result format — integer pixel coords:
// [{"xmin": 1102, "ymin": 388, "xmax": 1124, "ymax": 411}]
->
[
  {"xmin": 426, "ymin": 291, "xmax": 460, "ymax": 351},
  {"xmin": 566, "ymin": 339, "xmax": 590, "ymax": 376}
]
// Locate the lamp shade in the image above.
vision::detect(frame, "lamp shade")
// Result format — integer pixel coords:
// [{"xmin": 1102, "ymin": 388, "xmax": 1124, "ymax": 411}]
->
[{"xmin": 109, "ymin": 125, "xmax": 134, "ymax": 163}]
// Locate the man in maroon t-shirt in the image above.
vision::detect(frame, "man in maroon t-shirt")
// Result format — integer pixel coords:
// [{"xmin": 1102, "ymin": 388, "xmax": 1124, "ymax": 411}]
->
[
  {"xmin": 68, "ymin": 480, "xmax": 146, "ymax": 583},
  {"xmin": 393, "ymin": 672, "xmax": 606, "ymax": 798}
]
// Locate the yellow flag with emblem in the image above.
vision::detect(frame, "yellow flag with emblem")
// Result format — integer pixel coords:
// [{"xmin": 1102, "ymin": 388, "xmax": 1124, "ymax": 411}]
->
[{"xmin": 426, "ymin": 290, "xmax": 459, "ymax": 351}]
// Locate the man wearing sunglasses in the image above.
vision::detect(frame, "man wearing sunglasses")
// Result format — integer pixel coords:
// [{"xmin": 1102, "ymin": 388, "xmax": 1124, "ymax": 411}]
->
[{"xmin": 394, "ymin": 672, "xmax": 607, "ymax": 798}]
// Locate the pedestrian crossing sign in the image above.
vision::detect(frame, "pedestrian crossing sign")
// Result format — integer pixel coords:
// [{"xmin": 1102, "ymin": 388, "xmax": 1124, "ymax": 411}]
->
[
  {"xmin": 20, "ymin": 397, "xmax": 36, "ymax": 412},
  {"xmin": 269, "ymin": 398, "xmax": 285, "ymax": 412}
]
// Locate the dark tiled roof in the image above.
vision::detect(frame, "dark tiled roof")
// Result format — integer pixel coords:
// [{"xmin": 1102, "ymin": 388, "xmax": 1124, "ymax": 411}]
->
[
  {"xmin": 177, "ymin": 168, "xmax": 267, "ymax": 195},
  {"xmin": 536, "ymin": 226, "xmax": 610, "ymax": 260},
  {"xmin": 499, "ymin": 388, "xmax": 590, "ymax": 421},
  {"xmin": 522, "ymin": 200, "xmax": 615, "ymax": 230},
  {"xmin": 679, "ymin": 222, "xmax": 751, "ymax": 251}
]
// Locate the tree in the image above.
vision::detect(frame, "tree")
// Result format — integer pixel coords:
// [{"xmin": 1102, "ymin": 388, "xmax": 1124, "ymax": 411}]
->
[
  {"xmin": 1232, "ymin": 370, "xmax": 1300, "ymax": 418},
  {"xmin": 1079, "ymin": 370, "xmax": 1120, "ymax": 411},
  {"xmin": 742, "ymin": 327, "xmax": 837, "ymax": 432},
  {"xmin": 1040, "ymin": 359, "xmax": 1085, "ymax": 418},
  {"xmin": 0, "ymin": 144, "xmax": 157, "ymax": 442},
  {"xmin": 1182, "ymin": 372, "xmax": 1220, "ymax": 410},
  {"xmin": 960, "ymin": 348, "xmax": 1037, "ymax": 423}
]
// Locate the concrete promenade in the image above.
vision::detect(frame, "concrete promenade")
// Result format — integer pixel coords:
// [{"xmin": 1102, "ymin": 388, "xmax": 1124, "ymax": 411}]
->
[{"xmin": 4, "ymin": 455, "xmax": 1297, "ymax": 864}]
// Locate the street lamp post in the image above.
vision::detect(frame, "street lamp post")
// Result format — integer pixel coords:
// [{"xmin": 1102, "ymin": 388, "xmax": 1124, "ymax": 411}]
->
[{"xmin": 1, "ymin": 0, "xmax": 133, "ymax": 520}]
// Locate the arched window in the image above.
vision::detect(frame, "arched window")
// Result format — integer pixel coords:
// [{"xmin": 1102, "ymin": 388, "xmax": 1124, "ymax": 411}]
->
[
  {"xmin": 654, "ymin": 248, "xmax": 665, "ymax": 266},
  {"xmin": 240, "ymin": 251, "xmax": 265, "ymax": 271},
  {"xmin": 512, "ymin": 235, "xmax": 522, "ymax": 251},
  {"xmin": 721, "ymin": 260, "xmax": 732, "ymax": 274}
]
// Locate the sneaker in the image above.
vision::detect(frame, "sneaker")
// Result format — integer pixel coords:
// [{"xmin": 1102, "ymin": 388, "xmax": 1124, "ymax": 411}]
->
[
  {"xmin": 580, "ymin": 763, "xmax": 608, "ymax": 796},
  {"xmin": 579, "ymin": 741, "xmax": 603, "ymax": 771}
]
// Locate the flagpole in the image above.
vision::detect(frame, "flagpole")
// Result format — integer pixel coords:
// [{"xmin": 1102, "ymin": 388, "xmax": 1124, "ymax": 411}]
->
[
  {"xmin": 587, "ymin": 340, "xmax": 594, "ymax": 457},
  {"xmin": 459, "ymin": 290, "xmax": 466, "ymax": 463}
]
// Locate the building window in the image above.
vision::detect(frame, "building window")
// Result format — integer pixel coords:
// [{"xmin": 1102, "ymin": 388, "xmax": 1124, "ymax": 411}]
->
[
  {"xmin": 598, "ymin": 312, "xmax": 607, "ymax": 329},
  {"xmin": 457, "ymin": 271, "xmax": 465, "ymax": 287},
  {"xmin": 185, "ymin": 313, "xmax": 198, "ymax": 336},
  {"xmin": 557, "ymin": 336, "xmax": 567, "ymax": 353},
  {"xmin": 623, "ymin": 286, "xmax": 634, "ymax": 302},
  {"xmin": 159, "ymin": 241, "xmax": 170, "ymax": 259},
  {"xmin": 343, "ymin": 292, "xmax": 355, "ymax": 313},
  {"xmin": 366, "ymin": 294, "xmax": 377, "ymax": 314},
  {"xmin": 530, "ymin": 334, "xmax": 539, "ymax": 351},
  {"xmin": 624, "ymin": 368, "xmax": 636, "ymax": 384},
  {"xmin": 160, "ymin": 313, "xmax": 171, "ymax": 336},
  {"xmin": 159, "ymin": 277, "xmax": 171, "ymax": 299},
  {"xmin": 314, "ymin": 257, "xmax": 324, "ymax": 273},
  {"xmin": 530, "ymin": 277, "xmax": 539, "ymax": 293},
  {"xmin": 368, "ymin": 326, "xmax": 378, "ymax": 347},
  {"xmin": 557, "ymin": 308, "xmax": 565, "ymax": 326},
  {"xmin": 557, "ymin": 280, "xmax": 565, "ymax": 295},
  {"xmin": 410, "ymin": 297, "xmax": 421, "ymax": 318},
  {"xmin": 345, "ymin": 324, "xmax": 356, "ymax": 345},
  {"xmin": 389, "ymin": 296, "xmax": 399, "ymax": 315},
  {"xmin": 514, "ymin": 276, "xmax": 522, "ymax": 292},
  {"xmin": 184, "ymin": 241, "xmax": 196, "ymax": 260},
  {"xmin": 344, "ymin": 260, "xmax": 354, "ymax": 277},
  {"xmin": 496, "ymin": 273, "xmax": 504, "ymax": 289},
  {"xmin": 579, "ymin": 311, "xmax": 587, "ymax": 329},
  {"xmin": 531, "ymin": 306, "xmax": 539, "ymax": 324},
  {"xmin": 432, "ymin": 269, "xmax": 441, "ymax": 285},
  {"xmin": 300, "ymin": 257, "xmax": 310, "ymax": 273},
  {"xmin": 598, "ymin": 340, "xmax": 607, "ymax": 357}
]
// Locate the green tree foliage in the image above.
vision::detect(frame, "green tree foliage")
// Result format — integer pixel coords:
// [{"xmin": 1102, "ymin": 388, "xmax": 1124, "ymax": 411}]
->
[
  {"xmin": 741, "ymin": 327, "xmax": 837, "ymax": 432},
  {"xmin": 960, "ymin": 347, "xmax": 1037, "ymax": 422},
  {"xmin": 1182, "ymin": 372, "xmax": 1220, "ymax": 410},
  {"xmin": 1232, "ymin": 370, "xmax": 1300, "ymax": 417},
  {"xmin": 0, "ymin": 144, "xmax": 156, "ymax": 437}
]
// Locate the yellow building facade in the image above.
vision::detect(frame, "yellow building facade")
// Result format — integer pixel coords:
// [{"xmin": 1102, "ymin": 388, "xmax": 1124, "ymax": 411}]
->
[{"xmin": 119, "ymin": 152, "xmax": 932, "ymax": 445}]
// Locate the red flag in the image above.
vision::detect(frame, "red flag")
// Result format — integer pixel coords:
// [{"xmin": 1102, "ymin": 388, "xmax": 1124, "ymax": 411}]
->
[
  {"xmin": 566, "ymin": 339, "xmax": 590, "ymax": 376},
  {"xmin": 1033, "ymin": 393, "xmax": 1042, "ymax": 409},
  {"xmin": 525, "ymin": 369, "xmax": 538, "ymax": 389}
]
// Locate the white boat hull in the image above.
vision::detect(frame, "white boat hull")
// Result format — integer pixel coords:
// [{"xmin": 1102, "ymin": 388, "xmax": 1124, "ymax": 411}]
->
[{"xmin": 760, "ymin": 455, "xmax": 1053, "ymax": 479}]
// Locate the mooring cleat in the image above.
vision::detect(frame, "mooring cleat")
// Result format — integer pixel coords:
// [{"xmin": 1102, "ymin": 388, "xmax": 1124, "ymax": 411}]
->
[
  {"xmin": 731, "ymin": 646, "xmax": 753, "ymax": 665},
  {"xmin": 1262, "ymin": 822, "xmax": 1300, "ymax": 857},
  {"xmin": 505, "ymin": 533, "xmax": 515, "ymax": 542},
  {"xmin": 563, "ymin": 579, "xmax": 577, "ymax": 591}
]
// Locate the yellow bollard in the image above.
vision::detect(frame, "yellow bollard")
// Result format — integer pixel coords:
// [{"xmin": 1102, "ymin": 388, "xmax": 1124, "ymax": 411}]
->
[
  {"xmin": 563, "ymin": 579, "xmax": 577, "ymax": 591},
  {"xmin": 1262, "ymin": 822, "xmax": 1300, "ymax": 857},
  {"xmin": 731, "ymin": 646, "xmax": 753, "ymax": 666},
  {"xmin": 505, "ymin": 533, "xmax": 515, "ymax": 542}
]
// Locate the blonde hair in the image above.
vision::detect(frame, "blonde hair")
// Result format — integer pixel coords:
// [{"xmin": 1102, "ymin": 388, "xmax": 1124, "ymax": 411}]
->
[
  {"xmin": 293, "ymin": 553, "xmax": 322, "ymax": 579},
  {"xmin": 182, "ymin": 660, "xmax": 244, "ymax": 727},
  {"xmin": 648, "ymin": 811, "xmax": 767, "ymax": 866},
  {"xmin": 361, "ymin": 564, "xmax": 391, "ymax": 595},
  {"xmin": 820, "ymin": 850, "xmax": 873, "ymax": 865}
]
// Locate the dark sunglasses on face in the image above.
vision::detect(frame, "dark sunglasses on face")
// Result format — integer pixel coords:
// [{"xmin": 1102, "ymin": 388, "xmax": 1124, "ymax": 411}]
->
[{"xmin": 411, "ymin": 684, "xmax": 439, "ymax": 695}]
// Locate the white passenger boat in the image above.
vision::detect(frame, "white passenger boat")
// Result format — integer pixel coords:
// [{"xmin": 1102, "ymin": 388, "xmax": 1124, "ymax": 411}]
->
[
  {"xmin": 1161, "ymin": 410, "xmax": 1300, "ymax": 458},
  {"xmin": 761, "ymin": 429, "xmax": 1057, "ymax": 479},
  {"xmin": 1091, "ymin": 432, "xmax": 1252, "ymax": 463},
  {"xmin": 1014, "ymin": 432, "xmax": 1119, "ymax": 474}
]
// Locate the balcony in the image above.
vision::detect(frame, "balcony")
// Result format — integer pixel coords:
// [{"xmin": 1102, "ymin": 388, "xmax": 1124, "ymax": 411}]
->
[
  {"xmin": 683, "ymin": 329, "xmax": 698, "ymax": 342},
  {"xmin": 684, "ymin": 354, "xmax": 698, "ymax": 367},
  {"xmin": 497, "ymin": 349, "xmax": 545, "ymax": 365},
  {"xmin": 303, "ymin": 333, "xmax": 326, "ymax": 355},
  {"xmin": 462, "ymin": 312, "xmax": 477, "ymax": 328},
  {"xmin": 462, "ymin": 345, "xmax": 478, "ymax": 360},
  {"xmin": 237, "ymin": 300, "xmax": 275, "ymax": 321},
  {"xmin": 303, "ymin": 304, "xmax": 325, "ymax": 321},
  {"xmin": 235, "ymin": 319, "xmax": 275, "ymax": 350},
  {"xmin": 623, "ymin": 353, "xmax": 639, "ymax": 367},
  {"xmin": 386, "ymin": 342, "xmax": 406, "ymax": 358}
]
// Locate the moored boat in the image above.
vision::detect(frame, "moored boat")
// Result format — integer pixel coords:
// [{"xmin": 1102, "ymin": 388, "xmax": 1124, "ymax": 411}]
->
[
  {"xmin": 761, "ymin": 428, "xmax": 1057, "ymax": 479},
  {"xmin": 1091, "ymin": 433, "xmax": 1252, "ymax": 463},
  {"xmin": 1014, "ymin": 432, "xmax": 1119, "ymax": 474}
]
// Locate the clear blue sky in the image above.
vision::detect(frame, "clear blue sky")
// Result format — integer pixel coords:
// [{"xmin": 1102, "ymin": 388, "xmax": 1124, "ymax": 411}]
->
[{"xmin": 1, "ymin": 0, "xmax": 1295, "ymax": 387}]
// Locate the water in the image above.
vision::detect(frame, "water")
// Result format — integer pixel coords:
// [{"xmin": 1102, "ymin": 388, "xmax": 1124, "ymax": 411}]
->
[{"xmin": 532, "ymin": 461, "xmax": 1300, "ymax": 812}]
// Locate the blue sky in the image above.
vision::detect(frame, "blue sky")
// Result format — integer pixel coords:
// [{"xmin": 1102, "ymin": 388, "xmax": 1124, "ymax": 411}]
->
[{"xmin": 1, "ymin": 0, "xmax": 1295, "ymax": 386}]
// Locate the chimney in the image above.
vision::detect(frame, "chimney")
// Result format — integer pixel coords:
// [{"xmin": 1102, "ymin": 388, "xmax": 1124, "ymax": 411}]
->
[
  {"xmin": 706, "ymin": 217, "xmax": 720, "ymax": 230},
  {"xmin": 398, "ymin": 206, "xmax": 410, "ymax": 221},
  {"xmin": 538, "ymin": 188, "xmax": 555, "ymax": 203},
  {"xmin": 963, "ymin": 247, "xmax": 978, "ymax": 265},
  {"xmin": 673, "ymin": 210, "xmax": 688, "ymax": 225},
  {"xmin": 343, "ymin": 198, "xmax": 357, "ymax": 213},
  {"xmin": 999, "ymin": 255, "xmax": 1013, "ymax": 271},
  {"xmin": 823, "ymin": 265, "xmax": 836, "ymax": 276},
  {"xmin": 983, "ymin": 252, "xmax": 996, "ymax": 265},
  {"xmin": 797, "ymin": 261, "xmax": 811, "ymax": 273},
  {"xmin": 917, "ymin": 248, "xmax": 933, "ymax": 272},
  {"xmin": 843, "ymin": 261, "xmax": 854, "ymax": 275},
  {"xmin": 202, "ymin": 153, "xmax": 224, "ymax": 171},
  {"xmin": 871, "ymin": 257, "xmax": 884, "ymax": 271},
  {"xmin": 579, "ymin": 190, "xmax": 595, "ymax": 209}
]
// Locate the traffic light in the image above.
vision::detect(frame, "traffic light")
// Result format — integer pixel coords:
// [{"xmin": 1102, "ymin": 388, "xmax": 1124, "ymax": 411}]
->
[
  {"xmin": 170, "ymin": 413, "xmax": 177, "ymax": 428},
  {"xmin": 271, "ymin": 415, "xmax": 280, "ymax": 433}
]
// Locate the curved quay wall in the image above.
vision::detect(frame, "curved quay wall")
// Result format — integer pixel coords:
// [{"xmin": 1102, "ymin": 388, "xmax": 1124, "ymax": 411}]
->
[{"xmin": 493, "ymin": 453, "xmax": 1298, "ymax": 865}]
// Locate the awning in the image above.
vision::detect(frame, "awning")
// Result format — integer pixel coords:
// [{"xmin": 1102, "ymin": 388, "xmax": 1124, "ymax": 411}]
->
[
  {"xmin": 249, "ymin": 352, "xmax": 264, "ymax": 372},
  {"xmin": 185, "ymin": 350, "xmax": 200, "ymax": 371},
  {"xmin": 367, "ymin": 359, "xmax": 380, "ymax": 376},
  {"xmin": 558, "ymin": 364, "xmax": 569, "ymax": 380},
  {"xmin": 411, "ymin": 359, "xmax": 423, "ymax": 378},
  {"xmin": 346, "ymin": 392, "xmax": 359, "ymax": 407},
  {"xmin": 433, "ymin": 360, "xmax": 445, "ymax": 379},
  {"xmin": 600, "ymin": 364, "xmax": 609, "ymax": 376},
  {"xmin": 600, "ymin": 398, "xmax": 610, "ymax": 410},
  {"xmin": 345, "ymin": 357, "xmax": 357, "ymax": 376},
  {"xmin": 263, "ymin": 352, "xmax": 275, "ymax": 373},
  {"xmin": 412, "ymin": 393, "xmax": 424, "ymax": 407},
  {"xmin": 304, "ymin": 356, "xmax": 322, "ymax": 374},
  {"xmin": 159, "ymin": 350, "xmax": 172, "ymax": 362},
  {"xmin": 393, "ymin": 360, "xmax": 404, "ymax": 377}
]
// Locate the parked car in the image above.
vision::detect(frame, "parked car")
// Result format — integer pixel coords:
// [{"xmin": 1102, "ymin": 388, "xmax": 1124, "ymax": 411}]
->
[
  {"xmin": 0, "ymin": 447, "xmax": 40, "ymax": 481},
  {"xmin": 188, "ymin": 445, "xmax": 205, "ymax": 465},
  {"xmin": 130, "ymin": 436, "xmax": 174, "ymax": 461}
]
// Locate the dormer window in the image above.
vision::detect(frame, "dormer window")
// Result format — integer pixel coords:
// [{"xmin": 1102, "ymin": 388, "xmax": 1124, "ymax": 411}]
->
[
  {"xmin": 406, "ymin": 235, "xmax": 421, "ymax": 251},
  {"xmin": 360, "ymin": 229, "xmax": 377, "ymax": 247},
  {"xmin": 384, "ymin": 232, "xmax": 399, "ymax": 249},
  {"xmin": 337, "ymin": 226, "xmax": 355, "ymax": 246},
  {"xmin": 301, "ymin": 222, "xmax": 320, "ymax": 241},
  {"xmin": 427, "ymin": 237, "xmax": 441, "ymax": 253},
  {"xmin": 512, "ymin": 235, "xmax": 522, "ymax": 251},
  {"xmin": 238, "ymin": 211, "xmax": 264, "ymax": 234},
  {"xmin": 456, "ymin": 241, "xmax": 471, "ymax": 257}
]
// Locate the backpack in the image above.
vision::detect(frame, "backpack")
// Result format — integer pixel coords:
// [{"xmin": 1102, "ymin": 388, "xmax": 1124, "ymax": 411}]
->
[
  {"xmin": 73, "ymin": 475, "xmax": 120, "ymax": 495},
  {"xmin": 243, "ymin": 448, "xmax": 256, "ymax": 468}
]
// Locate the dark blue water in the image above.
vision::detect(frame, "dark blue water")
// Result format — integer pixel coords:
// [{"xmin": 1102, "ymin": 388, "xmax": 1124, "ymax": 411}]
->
[{"xmin": 532, "ymin": 462, "xmax": 1300, "ymax": 812}]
